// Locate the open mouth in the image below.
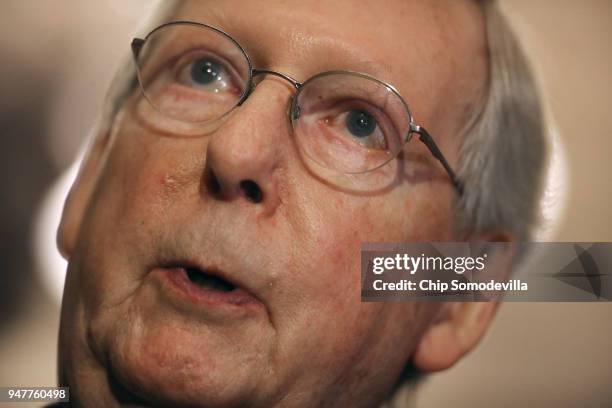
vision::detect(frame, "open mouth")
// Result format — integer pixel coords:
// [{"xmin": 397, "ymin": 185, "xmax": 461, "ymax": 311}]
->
[
  {"xmin": 156, "ymin": 264, "xmax": 258, "ymax": 308},
  {"xmin": 184, "ymin": 267, "xmax": 236, "ymax": 292}
]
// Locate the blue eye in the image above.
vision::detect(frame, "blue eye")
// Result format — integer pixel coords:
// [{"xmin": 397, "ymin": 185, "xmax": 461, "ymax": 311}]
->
[
  {"xmin": 345, "ymin": 109, "xmax": 377, "ymax": 137},
  {"xmin": 190, "ymin": 58, "xmax": 223, "ymax": 85}
]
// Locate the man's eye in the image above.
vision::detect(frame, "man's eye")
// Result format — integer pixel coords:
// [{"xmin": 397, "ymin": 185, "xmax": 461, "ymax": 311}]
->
[
  {"xmin": 190, "ymin": 57, "xmax": 223, "ymax": 85},
  {"xmin": 346, "ymin": 109, "xmax": 377, "ymax": 138},
  {"xmin": 177, "ymin": 55, "xmax": 236, "ymax": 93},
  {"xmin": 332, "ymin": 108, "xmax": 388, "ymax": 150}
]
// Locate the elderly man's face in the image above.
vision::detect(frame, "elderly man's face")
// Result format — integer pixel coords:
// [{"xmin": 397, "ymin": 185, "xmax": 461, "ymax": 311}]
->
[{"xmin": 58, "ymin": 0, "xmax": 489, "ymax": 406}]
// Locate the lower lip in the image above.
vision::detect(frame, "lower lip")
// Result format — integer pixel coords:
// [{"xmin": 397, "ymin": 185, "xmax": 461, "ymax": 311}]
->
[{"xmin": 154, "ymin": 267, "xmax": 261, "ymax": 308}]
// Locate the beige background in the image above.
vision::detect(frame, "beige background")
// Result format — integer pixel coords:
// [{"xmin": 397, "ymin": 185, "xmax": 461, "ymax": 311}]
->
[{"xmin": 0, "ymin": 1, "xmax": 610, "ymax": 407}]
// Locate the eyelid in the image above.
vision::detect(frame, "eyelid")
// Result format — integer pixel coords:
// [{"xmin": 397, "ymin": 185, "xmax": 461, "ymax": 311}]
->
[{"xmin": 310, "ymin": 97, "xmax": 396, "ymax": 126}]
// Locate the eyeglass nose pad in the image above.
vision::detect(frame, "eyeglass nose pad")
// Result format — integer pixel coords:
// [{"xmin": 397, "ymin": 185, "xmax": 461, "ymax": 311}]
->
[
  {"xmin": 291, "ymin": 103, "xmax": 301, "ymax": 120},
  {"xmin": 236, "ymin": 85, "xmax": 254, "ymax": 107},
  {"xmin": 289, "ymin": 94, "xmax": 301, "ymax": 121}
]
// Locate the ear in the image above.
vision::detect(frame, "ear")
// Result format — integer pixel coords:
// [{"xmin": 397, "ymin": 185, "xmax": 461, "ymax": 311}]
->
[
  {"xmin": 57, "ymin": 131, "xmax": 111, "ymax": 260},
  {"xmin": 412, "ymin": 301, "xmax": 497, "ymax": 371},
  {"xmin": 413, "ymin": 230, "xmax": 515, "ymax": 372}
]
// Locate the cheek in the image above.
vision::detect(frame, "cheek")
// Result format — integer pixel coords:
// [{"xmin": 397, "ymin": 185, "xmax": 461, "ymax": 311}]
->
[
  {"xmin": 290, "ymin": 198, "xmax": 388, "ymax": 301},
  {"xmin": 293, "ymin": 187, "xmax": 453, "ymax": 299},
  {"xmin": 101, "ymin": 128, "xmax": 205, "ymax": 224}
]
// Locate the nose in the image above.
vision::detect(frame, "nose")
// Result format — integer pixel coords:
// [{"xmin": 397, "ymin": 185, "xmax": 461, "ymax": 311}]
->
[{"xmin": 202, "ymin": 78, "xmax": 294, "ymax": 214}]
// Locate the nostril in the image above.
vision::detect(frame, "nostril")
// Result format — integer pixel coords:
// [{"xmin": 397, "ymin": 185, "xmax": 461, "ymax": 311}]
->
[{"xmin": 240, "ymin": 180, "xmax": 263, "ymax": 203}]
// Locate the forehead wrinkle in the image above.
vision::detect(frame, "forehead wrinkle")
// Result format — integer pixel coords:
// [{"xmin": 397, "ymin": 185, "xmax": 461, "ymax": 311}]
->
[{"xmin": 282, "ymin": 29, "xmax": 399, "ymax": 82}]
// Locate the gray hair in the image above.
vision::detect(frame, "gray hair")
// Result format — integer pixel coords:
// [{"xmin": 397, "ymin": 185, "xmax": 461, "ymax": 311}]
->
[{"xmin": 455, "ymin": 0, "xmax": 547, "ymax": 242}]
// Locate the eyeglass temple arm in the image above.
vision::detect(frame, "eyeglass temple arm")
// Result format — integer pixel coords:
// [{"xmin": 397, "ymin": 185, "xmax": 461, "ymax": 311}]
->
[{"xmin": 412, "ymin": 126, "xmax": 464, "ymax": 195}]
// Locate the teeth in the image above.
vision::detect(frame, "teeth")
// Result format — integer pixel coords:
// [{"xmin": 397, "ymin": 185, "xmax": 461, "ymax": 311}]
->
[{"xmin": 185, "ymin": 268, "xmax": 235, "ymax": 292}]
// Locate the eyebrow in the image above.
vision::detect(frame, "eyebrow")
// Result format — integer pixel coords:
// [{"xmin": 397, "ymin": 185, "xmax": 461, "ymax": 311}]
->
[{"xmin": 337, "ymin": 57, "xmax": 396, "ymax": 84}]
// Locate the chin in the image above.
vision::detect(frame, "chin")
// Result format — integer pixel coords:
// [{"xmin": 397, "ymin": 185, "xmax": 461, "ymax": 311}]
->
[{"xmin": 59, "ymin": 272, "xmax": 276, "ymax": 407}]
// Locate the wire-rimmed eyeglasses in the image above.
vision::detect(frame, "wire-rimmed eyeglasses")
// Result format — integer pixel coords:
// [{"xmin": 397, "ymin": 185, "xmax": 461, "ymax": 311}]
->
[{"xmin": 131, "ymin": 21, "xmax": 463, "ymax": 194}]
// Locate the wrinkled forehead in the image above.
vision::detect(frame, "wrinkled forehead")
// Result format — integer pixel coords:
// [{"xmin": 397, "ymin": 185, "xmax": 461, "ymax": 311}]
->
[{"xmin": 167, "ymin": 0, "xmax": 488, "ymax": 131}]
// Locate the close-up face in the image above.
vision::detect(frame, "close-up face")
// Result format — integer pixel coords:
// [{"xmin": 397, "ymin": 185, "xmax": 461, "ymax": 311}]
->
[{"xmin": 57, "ymin": 0, "xmax": 489, "ymax": 406}]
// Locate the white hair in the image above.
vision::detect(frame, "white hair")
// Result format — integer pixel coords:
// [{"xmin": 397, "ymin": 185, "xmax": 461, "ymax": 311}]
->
[{"xmin": 455, "ymin": 0, "xmax": 547, "ymax": 242}]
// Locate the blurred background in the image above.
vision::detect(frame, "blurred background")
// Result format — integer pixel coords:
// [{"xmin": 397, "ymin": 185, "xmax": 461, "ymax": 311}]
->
[{"xmin": 0, "ymin": 1, "xmax": 610, "ymax": 407}]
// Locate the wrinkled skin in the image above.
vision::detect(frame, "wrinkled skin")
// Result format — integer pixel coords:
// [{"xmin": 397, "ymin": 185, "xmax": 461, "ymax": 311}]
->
[{"xmin": 57, "ymin": 0, "xmax": 492, "ymax": 406}]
